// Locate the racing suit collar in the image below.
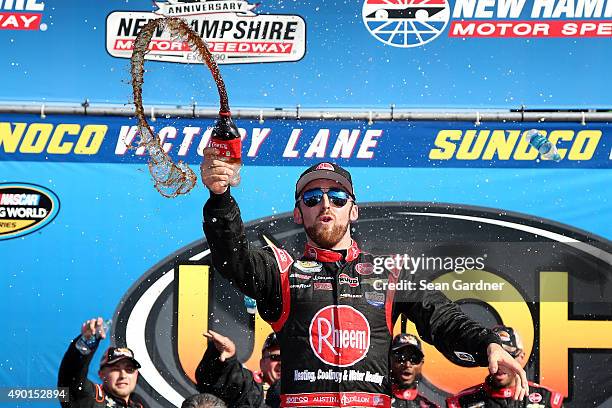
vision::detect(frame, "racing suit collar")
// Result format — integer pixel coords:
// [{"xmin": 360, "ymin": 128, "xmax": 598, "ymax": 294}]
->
[
  {"xmin": 391, "ymin": 384, "xmax": 418, "ymax": 400},
  {"xmin": 303, "ymin": 240, "xmax": 361, "ymax": 262},
  {"xmin": 104, "ymin": 391, "xmax": 140, "ymax": 407},
  {"xmin": 484, "ymin": 376, "xmax": 516, "ymax": 398}
]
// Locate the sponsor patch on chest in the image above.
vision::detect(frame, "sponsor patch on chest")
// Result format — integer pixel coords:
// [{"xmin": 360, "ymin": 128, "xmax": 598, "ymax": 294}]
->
[
  {"xmin": 295, "ymin": 261, "xmax": 323, "ymax": 273},
  {"xmin": 365, "ymin": 291, "xmax": 385, "ymax": 307},
  {"xmin": 314, "ymin": 282, "xmax": 333, "ymax": 291},
  {"xmin": 338, "ymin": 273, "xmax": 359, "ymax": 287}
]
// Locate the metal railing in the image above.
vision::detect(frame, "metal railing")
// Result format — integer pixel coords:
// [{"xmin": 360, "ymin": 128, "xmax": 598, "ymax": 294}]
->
[{"xmin": 0, "ymin": 101, "xmax": 611, "ymax": 123}]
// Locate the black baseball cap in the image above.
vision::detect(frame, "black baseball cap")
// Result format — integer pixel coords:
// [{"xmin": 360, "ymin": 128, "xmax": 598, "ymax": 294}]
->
[
  {"xmin": 262, "ymin": 332, "xmax": 279, "ymax": 352},
  {"xmin": 391, "ymin": 333, "xmax": 424, "ymax": 360},
  {"xmin": 100, "ymin": 347, "xmax": 141, "ymax": 369},
  {"xmin": 492, "ymin": 325, "xmax": 523, "ymax": 357},
  {"xmin": 295, "ymin": 162, "xmax": 354, "ymax": 200}
]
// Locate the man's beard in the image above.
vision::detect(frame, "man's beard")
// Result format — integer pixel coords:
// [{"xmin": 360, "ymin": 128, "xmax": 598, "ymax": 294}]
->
[{"xmin": 305, "ymin": 219, "xmax": 349, "ymax": 249}]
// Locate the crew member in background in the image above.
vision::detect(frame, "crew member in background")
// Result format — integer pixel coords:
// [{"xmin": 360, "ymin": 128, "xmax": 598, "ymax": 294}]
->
[
  {"xmin": 390, "ymin": 333, "xmax": 439, "ymax": 408},
  {"xmin": 201, "ymin": 157, "xmax": 529, "ymax": 407},
  {"xmin": 446, "ymin": 325, "xmax": 564, "ymax": 408},
  {"xmin": 58, "ymin": 317, "xmax": 146, "ymax": 408},
  {"xmin": 196, "ymin": 331, "xmax": 281, "ymax": 408}
]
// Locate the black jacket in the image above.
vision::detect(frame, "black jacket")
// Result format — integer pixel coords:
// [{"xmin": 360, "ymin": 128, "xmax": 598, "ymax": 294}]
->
[
  {"xmin": 195, "ymin": 342, "xmax": 280, "ymax": 407},
  {"xmin": 203, "ymin": 190, "xmax": 501, "ymax": 407},
  {"xmin": 58, "ymin": 336, "xmax": 145, "ymax": 408},
  {"xmin": 446, "ymin": 378, "xmax": 564, "ymax": 408}
]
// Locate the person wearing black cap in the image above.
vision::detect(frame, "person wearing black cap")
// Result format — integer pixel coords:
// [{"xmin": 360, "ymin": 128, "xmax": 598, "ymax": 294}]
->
[
  {"xmin": 58, "ymin": 317, "xmax": 145, "ymax": 408},
  {"xmin": 200, "ymin": 155, "xmax": 528, "ymax": 407},
  {"xmin": 446, "ymin": 325, "xmax": 564, "ymax": 408},
  {"xmin": 390, "ymin": 334, "xmax": 438, "ymax": 407},
  {"xmin": 195, "ymin": 330, "xmax": 280, "ymax": 407}
]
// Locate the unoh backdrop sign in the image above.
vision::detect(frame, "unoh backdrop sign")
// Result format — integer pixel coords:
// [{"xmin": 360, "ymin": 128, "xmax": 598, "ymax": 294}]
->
[{"xmin": 0, "ymin": 114, "xmax": 610, "ymax": 407}]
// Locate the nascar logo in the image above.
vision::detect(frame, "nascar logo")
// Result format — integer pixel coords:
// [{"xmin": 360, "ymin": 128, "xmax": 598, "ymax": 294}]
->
[{"xmin": 361, "ymin": 0, "xmax": 450, "ymax": 48}]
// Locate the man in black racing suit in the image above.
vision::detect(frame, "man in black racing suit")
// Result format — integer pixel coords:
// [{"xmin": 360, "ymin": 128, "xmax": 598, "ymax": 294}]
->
[
  {"xmin": 446, "ymin": 326, "xmax": 564, "ymax": 408},
  {"xmin": 201, "ymin": 157, "xmax": 528, "ymax": 408}
]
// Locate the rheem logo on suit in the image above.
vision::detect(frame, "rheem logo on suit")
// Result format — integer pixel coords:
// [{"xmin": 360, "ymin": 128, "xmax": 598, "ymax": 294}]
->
[{"xmin": 309, "ymin": 305, "xmax": 370, "ymax": 367}]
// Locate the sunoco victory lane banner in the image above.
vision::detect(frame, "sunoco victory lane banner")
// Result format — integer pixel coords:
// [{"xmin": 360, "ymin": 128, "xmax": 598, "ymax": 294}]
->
[
  {"xmin": 1, "ymin": 114, "xmax": 610, "ymax": 168},
  {"xmin": 1, "ymin": 0, "xmax": 612, "ymax": 407}
]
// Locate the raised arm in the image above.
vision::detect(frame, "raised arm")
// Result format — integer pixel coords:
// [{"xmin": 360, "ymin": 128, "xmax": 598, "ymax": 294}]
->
[
  {"xmin": 195, "ymin": 330, "xmax": 265, "ymax": 408},
  {"xmin": 58, "ymin": 318, "xmax": 106, "ymax": 406},
  {"xmin": 201, "ymin": 148, "xmax": 284, "ymax": 322},
  {"xmin": 394, "ymin": 281, "xmax": 528, "ymax": 399}
]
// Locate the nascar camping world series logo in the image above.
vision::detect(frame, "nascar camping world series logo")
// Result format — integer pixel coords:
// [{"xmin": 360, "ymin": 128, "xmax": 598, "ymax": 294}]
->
[{"xmin": 362, "ymin": 0, "xmax": 450, "ymax": 48}]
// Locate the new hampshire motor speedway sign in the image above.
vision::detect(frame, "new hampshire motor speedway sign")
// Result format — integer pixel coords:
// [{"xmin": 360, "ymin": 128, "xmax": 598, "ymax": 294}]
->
[
  {"xmin": 361, "ymin": 0, "xmax": 612, "ymax": 48},
  {"xmin": 106, "ymin": 0, "xmax": 306, "ymax": 64}
]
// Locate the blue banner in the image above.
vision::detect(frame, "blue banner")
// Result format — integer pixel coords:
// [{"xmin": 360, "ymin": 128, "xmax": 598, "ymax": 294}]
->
[{"xmin": 1, "ymin": 114, "xmax": 610, "ymax": 168}]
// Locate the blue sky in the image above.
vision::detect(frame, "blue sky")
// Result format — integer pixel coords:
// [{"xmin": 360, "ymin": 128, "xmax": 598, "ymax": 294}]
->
[{"xmin": 1, "ymin": 0, "xmax": 611, "ymax": 109}]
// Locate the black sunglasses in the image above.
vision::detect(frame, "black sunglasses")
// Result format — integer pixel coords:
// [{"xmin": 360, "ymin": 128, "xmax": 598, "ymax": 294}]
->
[
  {"xmin": 263, "ymin": 353, "xmax": 281, "ymax": 362},
  {"xmin": 299, "ymin": 188, "xmax": 353, "ymax": 208},
  {"xmin": 393, "ymin": 352, "xmax": 423, "ymax": 365}
]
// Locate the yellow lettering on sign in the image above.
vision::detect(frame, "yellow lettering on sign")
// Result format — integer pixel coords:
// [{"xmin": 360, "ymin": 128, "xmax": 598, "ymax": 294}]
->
[
  {"xmin": 0, "ymin": 122, "xmax": 27, "ymax": 153},
  {"xmin": 429, "ymin": 130, "xmax": 461, "ymax": 160},
  {"xmin": 48, "ymin": 124, "xmax": 80, "ymax": 154},
  {"xmin": 482, "ymin": 130, "xmax": 520, "ymax": 160},
  {"xmin": 74, "ymin": 125, "xmax": 107, "ymax": 155},
  {"xmin": 568, "ymin": 130, "xmax": 601, "ymax": 160},
  {"xmin": 547, "ymin": 130, "xmax": 573, "ymax": 160},
  {"xmin": 456, "ymin": 130, "xmax": 489, "ymax": 160},
  {"xmin": 20, "ymin": 123, "xmax": 53, "ymax": 153},
  {"xmin": 540, "ymin": 272, "xmax": 612, "ymax": 397},
  {"xmin": 177, "ymin": 264, "xmax": 210, "ymax": 383}
]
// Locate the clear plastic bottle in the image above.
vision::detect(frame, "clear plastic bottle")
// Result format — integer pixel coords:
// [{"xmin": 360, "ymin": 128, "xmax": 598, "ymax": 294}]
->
[
  {"xmin": 244, "ymin": 296, "xmax": 257, "ymax": 314},
  {"xmin": 75, "ymin": 319, "xmax": 112, "ymax": 354},
  {"xmin": 525, "ymin": 129, "xmax": 561, "ymax": 162}
]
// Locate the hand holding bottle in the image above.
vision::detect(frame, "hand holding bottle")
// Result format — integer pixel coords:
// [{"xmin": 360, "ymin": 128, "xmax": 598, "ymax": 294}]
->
[
  {"xmin": 81, "ymin": 317, "xmax": 109, "ymax": 341},
  {"xmin": 207, "ymin": 111, "xmax": 242, "ymax": 186},
  {"xmin": 200, "ymin": 148, "xmax": 241, "ymax": 194},
  {"xmin": 75, "ymin": 317, "xmax": 111, "ymax": 354}
]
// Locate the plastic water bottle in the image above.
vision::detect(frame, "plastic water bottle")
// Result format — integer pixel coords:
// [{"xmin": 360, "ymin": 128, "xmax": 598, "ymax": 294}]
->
[
  {"xmin": 525, "ymin": 129, "xmax": 561, "ymax": 162},
  {"xmin": 244, "ymin": 296, "xmax": 257, "ymax": 314},
  {"xmin": 75, "ymin": 319, "xmax": 112, "ymax": 354}
]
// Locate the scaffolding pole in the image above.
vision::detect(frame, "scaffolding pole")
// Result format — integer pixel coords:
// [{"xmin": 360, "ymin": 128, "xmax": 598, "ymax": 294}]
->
[{"xmin": 0, "ymin": 102, "xmax": 611, "ymax": 123}]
